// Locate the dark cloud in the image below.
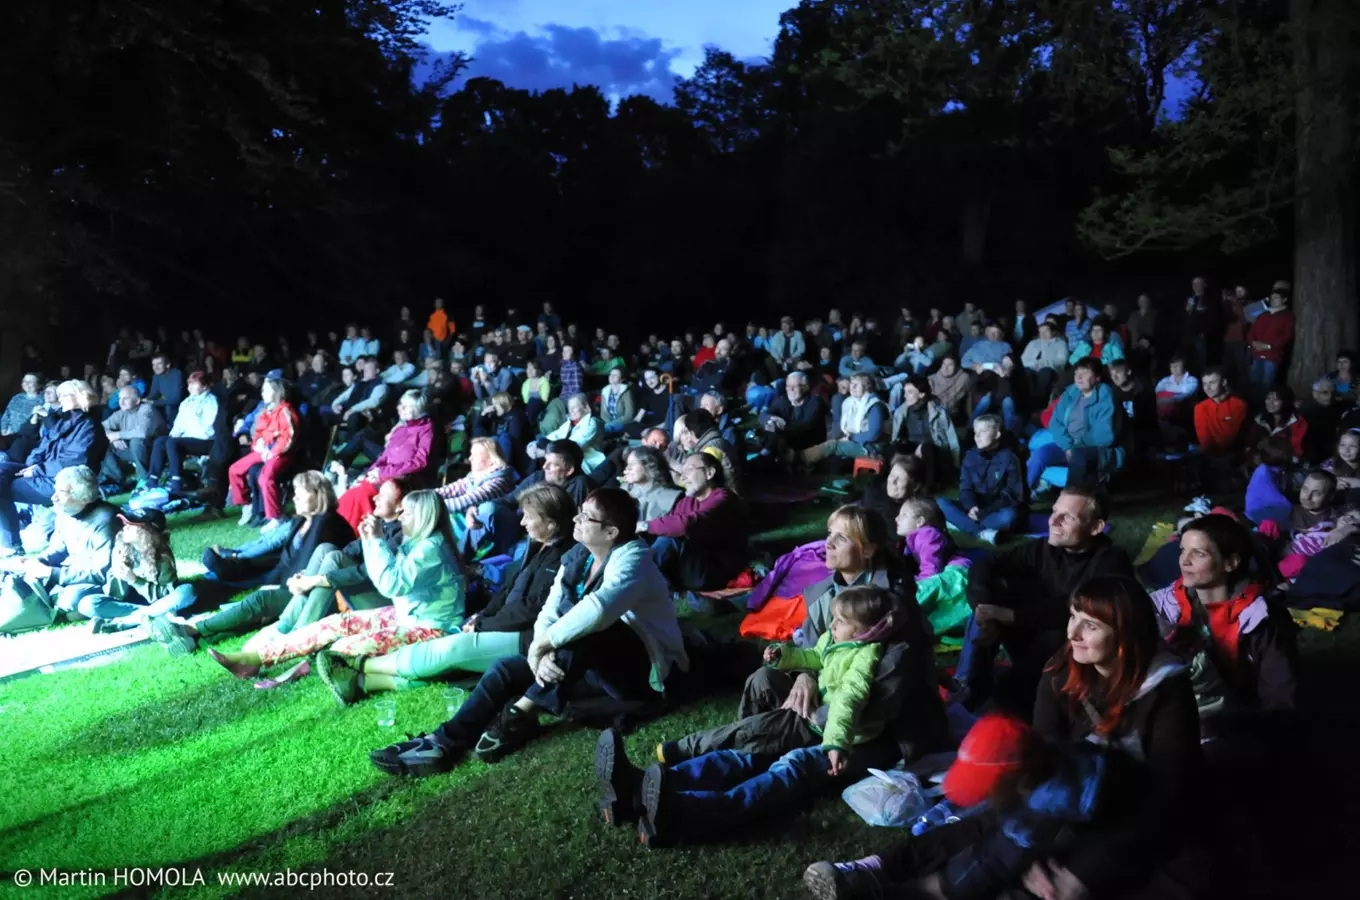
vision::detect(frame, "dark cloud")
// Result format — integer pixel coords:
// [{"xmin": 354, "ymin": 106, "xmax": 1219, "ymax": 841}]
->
[{"xmin": 431, "ymin": 22, "xmax": 684, "ymax": 103}]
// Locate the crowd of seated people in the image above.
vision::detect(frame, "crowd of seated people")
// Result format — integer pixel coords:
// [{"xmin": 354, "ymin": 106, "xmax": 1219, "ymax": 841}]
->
[{"xmin": 4, "ymin": 278, "xmax": 1357, "ymax": 898}]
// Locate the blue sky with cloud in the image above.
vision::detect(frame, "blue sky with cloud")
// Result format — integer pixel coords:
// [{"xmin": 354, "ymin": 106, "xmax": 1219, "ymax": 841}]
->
[{"xmin": 422, "ymin": 0, "xmax": 792, "ymax": 102}]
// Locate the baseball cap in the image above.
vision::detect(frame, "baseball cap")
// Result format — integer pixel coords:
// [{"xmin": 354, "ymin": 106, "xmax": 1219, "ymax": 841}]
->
[{"xmin": 942, "ymin": 712, "xmax": 1032, "ymax": 807}]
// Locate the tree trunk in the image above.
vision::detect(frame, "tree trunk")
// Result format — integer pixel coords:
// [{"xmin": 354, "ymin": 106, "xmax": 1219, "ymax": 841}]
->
[{"xmin": 1289, "ymin": 0, "xmax": 1359, "ymax": 394}]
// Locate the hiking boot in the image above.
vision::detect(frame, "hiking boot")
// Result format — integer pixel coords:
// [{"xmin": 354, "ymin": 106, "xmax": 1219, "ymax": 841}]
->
[
  {"xmin": 148, "ymin": 616, "xmax": 199, "ymax": 656},
  {"xmin": 802, "ymin": 859, "xmax": 884, "ymax": 900},
  {"xmin": 315, "ymin": 651, "xmax": 362, "ymax": 706},
  {"xmin": 636, "ymin": 763, "xmax": 676, "ymax": 849},
  {"xmin": 471, "ymin": 704, "xmax": 542, "ymax": 763},
  {"xmin": 595, "ymin": 728, "xmax": 642, "ymax": 826},
  {"xmin": 369, "ymin": 733, "xmax": 464, "ymax": 777}
]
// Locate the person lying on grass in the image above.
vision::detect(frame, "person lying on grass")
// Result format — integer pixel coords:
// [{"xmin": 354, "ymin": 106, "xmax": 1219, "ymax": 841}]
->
[
  {"xmin": 314, "ymin": 483, "xmax": 576, "ymax": 703},
  {"xmin": 148, "ymin": 477, "xmax": 410, "ymax": 656},
  {"xmin": 368, "ymin": 487, "xmax": 687, "ymax": 775},
  {"xmin": 203, "ymin": 489, "xmax": 465, "ymax": 687},
  {"xmin": 592, "ymin": 584, "xmax": 943, "ymax": 848}
]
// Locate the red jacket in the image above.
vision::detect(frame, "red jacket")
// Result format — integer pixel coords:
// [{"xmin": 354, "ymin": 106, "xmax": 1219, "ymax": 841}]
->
[
  {"xmin": 1194, "ymin": 395, "xmax": 1248, "ymax": 455},
  {"xmin": 1246, "ymin": 309, "xmax": 1294, "ymax": 364},
  {"xmin": 252, "ymin": 402, "xmax": 299, "ymax": 457},
  {"xmin": 1245, "ymin": 413, "xmax": 1308, "ymax": 460}
]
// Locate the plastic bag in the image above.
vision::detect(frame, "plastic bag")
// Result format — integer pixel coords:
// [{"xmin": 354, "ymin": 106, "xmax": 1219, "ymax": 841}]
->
[{"xmin": 841, "ymin": 768, "xmax": 929, "ymax": 828}]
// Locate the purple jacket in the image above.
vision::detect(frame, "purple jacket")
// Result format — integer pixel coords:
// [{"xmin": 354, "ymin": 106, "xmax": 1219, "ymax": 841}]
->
[
  {"xmin": 904, "ymin": 525, "xmax": 969, "ymax": 580},
  {"xmin": 746, "ymin": 540, "xmax": 831, "ymax": 611},
  {"xmin": 371, "ymin": 417, "xmax": 434, "ymax": 480}
]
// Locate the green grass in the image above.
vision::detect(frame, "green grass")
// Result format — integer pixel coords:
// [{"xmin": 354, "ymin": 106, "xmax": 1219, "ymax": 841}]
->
[{"xmin": 0, "ymin": 491, "xmax": 1355, "ymax": 900}]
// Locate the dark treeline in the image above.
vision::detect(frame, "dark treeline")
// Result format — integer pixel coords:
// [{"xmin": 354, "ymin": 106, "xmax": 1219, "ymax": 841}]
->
[{"xmin": 1, "ymin": 0, "xmax": 1355, "ymax": 385}]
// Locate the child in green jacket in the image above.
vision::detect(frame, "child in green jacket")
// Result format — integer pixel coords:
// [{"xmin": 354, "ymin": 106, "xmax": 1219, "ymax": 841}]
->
[{"xmin": 763, "ymin": 587, "xmax": 893, "ymax": 764}]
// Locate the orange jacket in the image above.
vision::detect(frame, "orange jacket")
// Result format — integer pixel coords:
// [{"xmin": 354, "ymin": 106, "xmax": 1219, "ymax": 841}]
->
[
  {"xmin": 427, "ymin": 308, "xmax": 452, "ymax": 342},
  {"xmin": 1194, "ymin": 395, "xmax": 1248, "ymax": 455}
]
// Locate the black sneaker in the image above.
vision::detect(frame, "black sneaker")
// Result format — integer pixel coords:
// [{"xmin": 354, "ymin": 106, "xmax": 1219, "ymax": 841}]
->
[
  {"xmin": 315, "ymin": 651, "xmax": 361, "ymax": 706},
  {"xmin": 595, "ymin": 727, "xmax": 642, "ymax": 826},
  {"xmin": 368, "ymin": 734, "xmax": 463, "ymax": 777},
  {"xmin": 148, "ymin": 616, "xmax": 198, "ymax": 656},
  {"xmin": 471, "ymin": 705, "xmax": 542, "ymax": 763},
  {"xmin": 637, "ymin": 763, "xmax": 676, "ymax": 849}
]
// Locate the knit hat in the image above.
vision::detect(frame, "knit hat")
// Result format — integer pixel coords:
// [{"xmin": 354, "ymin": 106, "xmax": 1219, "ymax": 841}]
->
[{"xmin": 942, "ymin": 712, "xmax": 1032, "ymax": 807}]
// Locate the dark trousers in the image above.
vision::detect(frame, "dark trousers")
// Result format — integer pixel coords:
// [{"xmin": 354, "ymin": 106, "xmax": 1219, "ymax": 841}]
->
[
  {"xmin": 0, "ymin": 465, "xmax": 56, "ymax": 550},
  {"xmin": 201, "ymin": 546, "xmax": 276, "ymax": 589},
  {"xmin": 433, "ymin": 621, "xmax": 654, "ymax": 747},
  {"xmin": 651, "ymin": 536, "xmax": 712, "ymax": 593},
  {"xmin": 150, "ymin": 436, "xmax": 215, "ymax": 480},
  {"xmin": 100, "ymin": 439, "xmax": 150, "ymax": 484},
  {"xmin": 335, "ymin": 429, "xmax": 384, "ymax": 472},
  {"xmin": 673, "ymin": 668, "xmax": 819, "ymax": 760},
  {"xmin": 954, "ymin": 617, "xmax": 1066, "ymax": 714}
]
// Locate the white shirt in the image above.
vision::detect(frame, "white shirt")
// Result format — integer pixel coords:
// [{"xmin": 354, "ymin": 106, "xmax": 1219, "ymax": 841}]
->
[{"xmin": 170, "ymin": 392, "xmax": 218, "ymax": 440}]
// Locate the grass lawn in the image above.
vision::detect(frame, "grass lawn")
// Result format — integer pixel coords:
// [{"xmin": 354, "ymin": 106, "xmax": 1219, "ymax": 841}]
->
[{"xmin": 1, "ymin": 485, "xmax": 1355, "ymax": 899}]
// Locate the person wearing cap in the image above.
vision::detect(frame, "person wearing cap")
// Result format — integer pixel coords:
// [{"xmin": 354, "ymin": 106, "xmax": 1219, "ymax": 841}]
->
[
  {"xmin": 804, "ymin": 709, "xmax": 1175, "ymax": 900},
  {"xmin": 640, "ymin": 449, "xmax": 747, "ymax": 592},
  {"xmin": 956, "ymin": 484, "xmax": 1134, "ymax": 712}
]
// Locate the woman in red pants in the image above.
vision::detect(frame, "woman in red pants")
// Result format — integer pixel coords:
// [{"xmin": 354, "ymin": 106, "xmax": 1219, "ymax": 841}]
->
[
  {"xmin": 229, "ymin": 376, "xmax": 299, "ymax": 530},
  {"xmin": 335, "ymin": 389, "xmax": 434, "ymax": 531}
]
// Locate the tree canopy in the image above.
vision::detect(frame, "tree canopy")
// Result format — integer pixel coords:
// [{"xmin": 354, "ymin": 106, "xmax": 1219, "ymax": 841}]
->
[{"xmin": 1, "ymin": 0, "xmax": 1355, "ymax": 377}]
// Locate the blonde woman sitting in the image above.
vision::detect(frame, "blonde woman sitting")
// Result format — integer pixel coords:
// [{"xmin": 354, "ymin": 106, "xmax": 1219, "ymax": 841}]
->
[{"xmin": 205, "ymin": 489, "xmax": 466, "ymax": 686}]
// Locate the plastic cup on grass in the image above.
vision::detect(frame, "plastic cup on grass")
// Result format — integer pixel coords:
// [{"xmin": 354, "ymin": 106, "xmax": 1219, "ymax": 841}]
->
[
  {"xmin": 375, "ymin": 696, "xmax": 397, "ymax": 728},
  {"xmin": 442, "ymin": 687, "xmax": 467, "ymax": 717}
]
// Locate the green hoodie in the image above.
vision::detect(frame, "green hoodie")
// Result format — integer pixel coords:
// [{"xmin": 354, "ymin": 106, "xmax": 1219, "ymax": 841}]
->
[{"xmin": 771, "ymin": 630, "xmax": 882, "ymax": 752}]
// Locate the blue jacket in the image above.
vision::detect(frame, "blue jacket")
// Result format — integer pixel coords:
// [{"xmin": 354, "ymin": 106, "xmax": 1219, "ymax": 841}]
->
[
  {"xmin": 1067, "ymin": 334, "xmax": 1125, "ymax": 366},
  {"xmin": 958, "ymin": 445, "xmax": 1027, "ymax": 518},
  {"xmin": 838, "ymin": 355, "xmax": 878, "ymax": 378},
  {"xmin": 932, "ymin": 744, "xmax": 1109, "ymax": 900},
  {"xmin": 26, "ymin": 410, "xmax": 107, "ymax": 480},
  {"xmin": 1049, "ymin": 384, "xmax": 1118, "ymax": 451}
]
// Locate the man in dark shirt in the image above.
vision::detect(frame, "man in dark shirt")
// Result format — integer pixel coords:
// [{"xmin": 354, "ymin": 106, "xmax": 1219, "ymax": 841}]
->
[
  {"xmin": 1106, "ymin": 358, "xmax": 1157, "ymax": 456},
  {"xmin": 756, "ymin": 371, "xmax": 828, "ymax": 464},
  {"xmin": 956, "ymin": 484, "xmax": 1135, "ymax": 712}
]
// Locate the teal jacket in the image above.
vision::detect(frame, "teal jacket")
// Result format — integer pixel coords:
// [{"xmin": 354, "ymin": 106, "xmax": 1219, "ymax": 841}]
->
[
  {"xmin": 1049, "ymin": 383, "xmax": 1119, "ymax": 451},
  {"xmin": 772, "ymin": 630, "xmax": 883, "ymax": 752},
  {"xmin": 362, "ymin": 533, "xmax": 465, "ymax": 632}
]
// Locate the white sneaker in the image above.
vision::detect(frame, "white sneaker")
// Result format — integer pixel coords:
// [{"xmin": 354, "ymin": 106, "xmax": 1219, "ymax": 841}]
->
[
  {"xmin": 237, "ymin": 506, "xmax": 254, "ymax": 527},
  {"xmin": 260, "ymin": 518, "xmax": 283, "ymax": 534},
  {"xmin": 978, "ymin": 528, "xmax": 999, "ymax": 545},
  {"xmin": 1183, "ymin": 496, "xmax": 1212, "ymax": 515}
]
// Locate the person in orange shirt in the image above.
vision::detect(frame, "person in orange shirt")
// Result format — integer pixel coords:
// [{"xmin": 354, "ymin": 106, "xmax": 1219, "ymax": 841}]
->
[
  {"xmin": 427, "ymin": 297, "xmax": 453, "ymax": 344},
  {"xmin": 1193, "ymin": 367, "xmax": 1248, "ymax": 457}
]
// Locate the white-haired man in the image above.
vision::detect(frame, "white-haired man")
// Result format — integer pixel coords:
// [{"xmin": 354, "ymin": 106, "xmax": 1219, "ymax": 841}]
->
[{"xmin": 0, "ymin": 466, "xmax": 120, "ymax": 623}]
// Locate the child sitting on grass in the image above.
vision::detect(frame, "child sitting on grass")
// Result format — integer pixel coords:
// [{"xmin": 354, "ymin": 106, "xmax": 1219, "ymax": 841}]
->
[
  {"xmin": 896, "ymin": 498, "xmax": 968, "ymax": 579},
  {"xmin": 896, "ymin": 497, "xmax": 973, "ymax": 636},
  {"xmin": 593, "ymin": 585, "xmax": 901, "ymax": 844}
]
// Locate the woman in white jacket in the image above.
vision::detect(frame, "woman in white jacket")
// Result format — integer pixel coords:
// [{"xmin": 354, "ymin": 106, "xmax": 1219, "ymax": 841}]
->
[
  {"xmin": 368, "ymin": 487, "xmax": 688, "ymax": 777},
  {"xmin": 146, "ymin": 371, "xmax": 218, "ymax": 489}
]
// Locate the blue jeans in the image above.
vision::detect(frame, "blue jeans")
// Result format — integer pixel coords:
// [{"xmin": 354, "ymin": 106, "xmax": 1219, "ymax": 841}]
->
[
  {"xmin": 937, "ymin": 497, "xmax": 1019, "ymax": 537},
  {"xmin": 971, "ymin": 395, "xmax": 1023, "ymax": 436},
  {"xmin": 0, "ymin": 464, "xmax": 56, "ymax": 550},
  {"xmin": 1249, "ymin": 358, "xmax": 1277, "ymax": 388},
  {"xmin": 78, "ymin": 583, "xmax": 197, "ymax": 622},
  {"xmin": 665, "ymin": 746, "xmax": 835, "ymax": 837},
  {"xmin": 954, "ymin": 617, "xmax": 1067, "ymax": 712},
  {"xmin": 1025, "ymin": 444, "xmax": 1106, "ymax": 489}
]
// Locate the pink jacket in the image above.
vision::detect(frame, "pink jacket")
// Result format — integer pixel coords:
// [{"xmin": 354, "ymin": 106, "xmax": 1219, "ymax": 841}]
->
[
  {"xmin": 904, "ymin": 525, "xmax": 970, "ymax": 580},
  {"xmin": 370, "ymin": 417, "xmax": 434, "ymax": 480}
]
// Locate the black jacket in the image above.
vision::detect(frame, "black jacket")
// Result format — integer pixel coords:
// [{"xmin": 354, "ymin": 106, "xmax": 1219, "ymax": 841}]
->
[
  {"xmin": 1033, "ymin": 656, "xmax": 1203, "ymax": 896},
  {"xmin": 967, "ymin": 535, "xmax": 1135, "ymax": 634},
  {"xmin": 267, "ymin": 511, "xmax": 356, "ymax": 585},
  {"xmin": 476, "ymin": 537, "xmax": 574, "ymax": 653},
  {"xmin": 499, "ymin": 470, "xmax": 589, "ymax": 512},
  {"xmin": 764, "ymin": 394, "xmax": 828, "ymax": 451}
]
